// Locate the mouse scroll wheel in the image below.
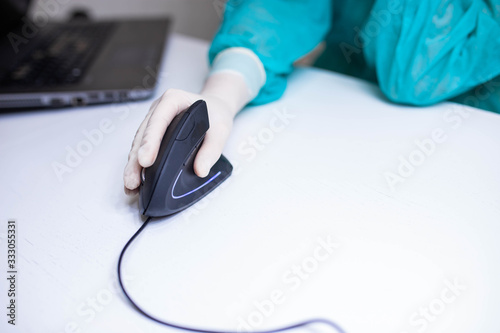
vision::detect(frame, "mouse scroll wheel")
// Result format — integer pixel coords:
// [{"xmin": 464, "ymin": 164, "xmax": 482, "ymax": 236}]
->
[{"xmin": 141, "ymin": 168, "xmax": 146, "ymax": 184}]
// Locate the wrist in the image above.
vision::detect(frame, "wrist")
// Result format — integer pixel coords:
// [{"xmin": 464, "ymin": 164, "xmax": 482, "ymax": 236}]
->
[
  {"xmin": 205, "ymin": 47, "xmax": 266, "ymax": 113},
  {"xmin": 201, "ymin": 71, "xmax": 252, "ymax": 117}
]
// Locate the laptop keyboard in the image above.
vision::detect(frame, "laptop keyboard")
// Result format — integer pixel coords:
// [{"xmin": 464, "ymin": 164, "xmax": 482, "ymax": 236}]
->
[{"xmin": 1, "ymin": 22, "xmax": 115, "ymax": 88}]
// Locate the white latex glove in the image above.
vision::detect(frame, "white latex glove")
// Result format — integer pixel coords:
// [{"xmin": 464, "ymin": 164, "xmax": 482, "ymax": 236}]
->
[{"xmin": 123, "ymin": 72, "xmax": 252, "ymax": 195}]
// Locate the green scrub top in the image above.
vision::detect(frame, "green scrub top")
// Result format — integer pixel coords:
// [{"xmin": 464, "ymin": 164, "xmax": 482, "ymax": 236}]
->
[{"xmin": 209, "ymin": 0, "xmax": 500, "ymax": 114}]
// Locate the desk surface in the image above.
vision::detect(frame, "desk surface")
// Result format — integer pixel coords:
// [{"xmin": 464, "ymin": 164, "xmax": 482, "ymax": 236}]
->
[{"xmin": 1, "ymin": 34, "xmax": 500, "ymax": 333}]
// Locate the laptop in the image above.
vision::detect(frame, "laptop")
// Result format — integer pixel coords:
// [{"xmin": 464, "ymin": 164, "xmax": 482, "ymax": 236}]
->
[{"xmin": 0, "ymin": 0, "xmax": 171, "ymax": 109}]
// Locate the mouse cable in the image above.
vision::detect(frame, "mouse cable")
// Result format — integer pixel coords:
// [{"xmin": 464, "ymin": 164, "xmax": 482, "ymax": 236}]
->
[{"xmin": 118, "ymin": 216, "xmax": 347, "ymax": 333}]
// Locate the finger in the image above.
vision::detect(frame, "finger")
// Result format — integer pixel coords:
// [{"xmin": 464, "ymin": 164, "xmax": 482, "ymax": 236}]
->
[
  {"xmin": 124, "ymin": 186, "xmax": 139, "ymax": 196},
  {"xmin": 138, "ymin": 90, "xmax": 199, "ymax": 167},
  {"xmin": 123, "ymin": 99, "xmax": 159, "ymax": 191},
  {"xmin": 193, "ymin": 122, "xmax": 231, "ymax": 178}
]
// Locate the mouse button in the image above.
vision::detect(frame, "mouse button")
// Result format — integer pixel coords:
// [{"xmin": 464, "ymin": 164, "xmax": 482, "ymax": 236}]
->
[
  {"xmin": 175, "ymin": 116, "xmax": 195, "ymax": 141},
  {"xmin": 163, "ymin": 112, "xmax": 187, "ymax": 141},
  {"xmin": 139, "ymin": 171, "xmax": 154, "ymax": 214},
  {"xmin": 191, "ymin": 103, "xmax": 209, "ymax": 131}
]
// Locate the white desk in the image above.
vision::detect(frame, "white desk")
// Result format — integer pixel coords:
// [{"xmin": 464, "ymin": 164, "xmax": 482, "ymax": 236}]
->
[{"xmin": 1, "ymin": 34, "xmax": 500, "ymax": 333}]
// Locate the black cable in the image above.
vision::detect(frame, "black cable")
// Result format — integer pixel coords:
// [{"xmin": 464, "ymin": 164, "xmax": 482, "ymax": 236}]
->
[{"xmin": 118, "ymin": 216, "xmax": 346, "ymax": 333}]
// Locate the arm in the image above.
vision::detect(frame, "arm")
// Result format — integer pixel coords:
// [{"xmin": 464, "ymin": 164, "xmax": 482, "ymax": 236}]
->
[
  {"xmin": 364, "ymin": 0, "xmax": 500, "ymax": 106},
  {"xmin": 124, "ymin": 0, "xmax": 332, "ymax": 193}
]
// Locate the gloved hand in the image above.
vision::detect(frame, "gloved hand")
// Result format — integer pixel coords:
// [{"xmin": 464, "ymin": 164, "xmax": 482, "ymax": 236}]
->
[{"xmin": 123, "ymin": 72, "xmax": 252, "ymax": 195}]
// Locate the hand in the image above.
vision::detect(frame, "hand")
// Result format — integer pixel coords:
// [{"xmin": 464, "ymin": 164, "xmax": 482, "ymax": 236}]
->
[{"xmin": 123, "ymin": 72, "xmax": 251, "ymax": 195}]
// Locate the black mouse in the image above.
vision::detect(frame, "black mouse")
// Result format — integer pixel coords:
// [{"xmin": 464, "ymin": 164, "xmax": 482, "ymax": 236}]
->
[{"xmin": 139, "ymin": 100, "xmax": 233, "ymax": 217}]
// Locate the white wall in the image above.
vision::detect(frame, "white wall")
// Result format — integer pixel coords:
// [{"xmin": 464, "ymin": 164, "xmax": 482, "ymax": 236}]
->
[{"xmin": 30, "ymin": 0, "xmax": 224, "ymax": 40}]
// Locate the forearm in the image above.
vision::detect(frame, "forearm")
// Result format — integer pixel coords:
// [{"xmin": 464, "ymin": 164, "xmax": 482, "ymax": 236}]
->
[{"xmin": 209, "ymin": 0, "xmax": 331, "ymax": 105}]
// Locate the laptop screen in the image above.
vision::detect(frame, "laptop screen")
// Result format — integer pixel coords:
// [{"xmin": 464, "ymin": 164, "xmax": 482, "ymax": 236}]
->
[{"xmin": 0, "ymin": 0, "xmax": 31, "ymax": 34}]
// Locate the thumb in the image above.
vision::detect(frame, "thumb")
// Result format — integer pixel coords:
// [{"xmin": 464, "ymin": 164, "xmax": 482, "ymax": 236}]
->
[{"xmin": 193, "ymin": 124, "xmax": 231, "ymax": 178}]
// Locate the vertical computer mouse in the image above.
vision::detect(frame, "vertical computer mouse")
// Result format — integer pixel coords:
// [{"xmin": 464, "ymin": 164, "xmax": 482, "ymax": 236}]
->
[{"xmin": 139, "ymin": 100, "xmax": 233, "ymax": 217}]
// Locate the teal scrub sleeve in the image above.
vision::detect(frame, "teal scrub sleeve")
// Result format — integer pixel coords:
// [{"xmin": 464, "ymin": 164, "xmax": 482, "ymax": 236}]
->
[
  {"xmin": 363, "ymin": 0, "xmax": 500, "ymax": 106},
  {"xmin": 209, "ymin": 0, "xmax": 332, "ymax": 105},
  {"xmin": 450, "ymin": 75, "xmax": 500, "ymax": 114}
]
